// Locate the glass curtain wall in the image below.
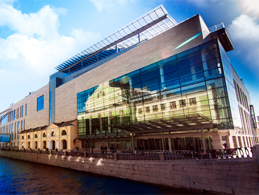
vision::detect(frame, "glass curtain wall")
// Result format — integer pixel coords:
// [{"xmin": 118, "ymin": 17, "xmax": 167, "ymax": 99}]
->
[
  {"xmin": 218, "ymin": 40, "xmax": 242, "ymax": 130},
  {"xmin": 77, "ymin": 39, "xmax": 234, "ymax": 139}
]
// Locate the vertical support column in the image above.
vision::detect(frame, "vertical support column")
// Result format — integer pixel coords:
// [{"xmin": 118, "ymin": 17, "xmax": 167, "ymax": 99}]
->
[
  {"xmin": 99, "ymin": 114, "xmax": 103, "ymax": 132},
  {"xmin": 118, "ymin": 110, "xmax": 123, "ymax": 134},
  {"xmin": 138, "ymin": 33, "xmax": 141, "ymax": 43},
  {"xmin": 201, "ymin": 129, "xmax": 206, "ymax": 153},
  {"xmin": 56, "ymin": 140, "xmax": 59, "ymax": 150},
  {"xmin": 108, "ymin": 112, "xmax": 111, "ymax": 133},
  {"xmin": 116, "ymin": 43, "xmax": 118, "ymax": 53},
  {"xmin": 161, "ymin": 131, "xmax": 165, "ymax": 152},
  {"xmin": 89, "ymin": 116, "xmax": 92, "ymax": 135},
  {"xmin": 129, "ymin": 78, "xmax": 136, "ymax": 124},
  {"xmin": 168, "ymin": 137, "xmax": 172, "ymax": 152},
  {"xmin": 227, "ymin": 135, "xmax": 234, "ymax": 148},
  {"xmin": 243, "ymin": 136, "xmax": 248, "ymax": 147},
  {"xmin": 131, "ymin": 134, "xmax": 134, "ymax": 150}
]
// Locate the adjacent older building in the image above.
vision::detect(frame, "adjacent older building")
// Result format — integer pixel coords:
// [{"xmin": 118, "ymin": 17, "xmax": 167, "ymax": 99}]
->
[{"xmin": 0, "ymin": 5, "xmax": 258, "ymax": 151}]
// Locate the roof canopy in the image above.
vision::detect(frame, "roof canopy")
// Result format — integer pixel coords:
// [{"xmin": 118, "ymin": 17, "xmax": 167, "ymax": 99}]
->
[{"xmin": 110, "ymin": 114, "xmax": 215, "ymax": 134}]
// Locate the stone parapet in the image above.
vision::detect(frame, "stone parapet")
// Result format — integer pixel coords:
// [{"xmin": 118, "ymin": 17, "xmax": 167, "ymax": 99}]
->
[{"xmin": 0, "ymin": 150, "xmax": 258, "ymax": 194}]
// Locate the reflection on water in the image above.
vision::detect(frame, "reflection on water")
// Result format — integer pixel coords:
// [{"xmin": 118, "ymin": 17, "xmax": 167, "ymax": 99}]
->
[{"xmin": 0, "ymin": 157, "xmax": 199, "ymax": 194}]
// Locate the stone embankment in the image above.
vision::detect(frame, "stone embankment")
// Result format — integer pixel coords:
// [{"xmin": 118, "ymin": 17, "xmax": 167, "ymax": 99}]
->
[{"xmin": 1, "ymin": 146, "xmax": 259, "ymax": 194}]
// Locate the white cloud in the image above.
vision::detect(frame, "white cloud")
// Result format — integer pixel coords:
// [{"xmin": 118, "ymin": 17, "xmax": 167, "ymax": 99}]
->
[
  {"xmin": 228, "ymin": 15, "xmax": 259, "ymax": 66},
  {"xmin": 187, "ymin": 0, "xmax": 219, "ymax": 8},
  {"xmin": 236, "ymin": 0, "xmax": 259, "ymax": 19},
  {"xmin": 228, "ymin": 15, "xmax": 259, "ymax": 41},
  {"xmin": 89, "ymin": 0, "xmax": 134, "ymax": 12},
  {"xmin": 0, "ymin": 1, "xmax": 101, "ymax": 111},
  {"xmin": 0, "ymin": 3, "xmax": 101, "ymax": 74}
]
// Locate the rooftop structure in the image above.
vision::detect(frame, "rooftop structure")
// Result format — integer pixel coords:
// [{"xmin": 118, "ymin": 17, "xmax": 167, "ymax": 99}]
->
[{"xmin": 55, "ymin": 5, "xmax": 177, "ymax": 74}]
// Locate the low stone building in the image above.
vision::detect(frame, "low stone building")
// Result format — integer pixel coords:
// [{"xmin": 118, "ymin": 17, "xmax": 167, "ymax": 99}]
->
[{"xmin": 19, "ymin": 120, "xmax": 77, "ymax": 150}]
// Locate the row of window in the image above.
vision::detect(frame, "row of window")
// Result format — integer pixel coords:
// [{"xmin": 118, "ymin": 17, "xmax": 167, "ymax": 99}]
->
[
  {"xmin": 0, "ymin": 120, "xmax": 25, "ymax": 141},
  {"xmin": 1, "ymin": 95, "xmax": 44, "ymax": 127},
  {"xmin": 137, "ymin": 98, "xmax": 197, "ymax": 114},
  {"xmin": 0, "ymin": 104, "xmax": 27, "ymax": 126},
  {"xmin": 21, "ymin": 130, "xmax": 67, "ymax": 140},
  {"xmin": 234, "ymin": 80, "xmax": 249, "ymax": 110}
]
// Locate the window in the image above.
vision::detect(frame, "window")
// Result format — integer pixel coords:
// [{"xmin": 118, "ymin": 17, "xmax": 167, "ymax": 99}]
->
[
  {"xmin": 13, "ymin": 110, "xmax": 16, "ymax": 120},
  {"xmin": 43, "ymin": 133, "xmax": 46, "ymax": 137},
  {"xmin": 170, "ymin": 101, "xmax": 176, "ymax": 109},
  {"xmin": 21, "ymin": 105, "xmax": 24, "ymax": 117},
  {"xmin": 145, "ymin": 107, "xmax": 150, "ymax": 113},
  {"xmin": 37, "ymin": 95, "xmax": 44, "ymax": 111},
  {"xmin": 61, "ymin": 130, "xmax": 67, "ymax": 136},
  {"xmin": 179, "ymin": 100, "xmax": 186, "ymax": 108},
  {"xmin": 17, "ymin": 121, "xmax": 20, "ymax": 130},
  {"xmin": 51, "ymin": 131, "xmax": 55, "ymax": 137},
  {"xmin": 22, "ymin": 136, "xmax": 24, "ymax": 139},
  {"xmin": 28, "ymin": 135, "xmax": 30, "ymax": 139},
  {"xmin": 35, "ymin": 134, "xmax": 38, "ymax": 138},
  {"xmin": 25, "ymin": 104, "xmax": 27, "ymax": 116},
  {"xmin": 138, "ymin": 108, "xmax": 143, "ymax": 114},
  {"xmin": 189, "ymin": 98, "xmax": 197, "ymax": 105},
  {"xmin": 161, "ymin": 104, "xmax": 165, "ymax": 111},
  {"xmin": 152, "ymin": 105, "xmax": 158, "ymax": 112},
  {"xmin": 97, "ymin": 91, "xmax": 105, "ymax": 98}
]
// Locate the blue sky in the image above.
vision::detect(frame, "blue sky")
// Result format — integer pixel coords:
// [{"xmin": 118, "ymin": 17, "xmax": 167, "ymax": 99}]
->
[{"xmin": 0, "ymin": 0, "xmax": 259, "ymax": 116}]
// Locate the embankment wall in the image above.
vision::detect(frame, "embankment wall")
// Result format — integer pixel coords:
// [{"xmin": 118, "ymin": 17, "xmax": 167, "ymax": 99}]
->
[{"xmin": 0, "ymin": 151, "xmax": 258, "ymax": 194}]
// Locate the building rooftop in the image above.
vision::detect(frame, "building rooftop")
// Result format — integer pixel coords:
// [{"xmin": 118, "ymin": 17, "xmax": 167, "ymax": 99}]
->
[{"xmin": 55, "ymin": 5, "xmax": 177, "ymax": 74}]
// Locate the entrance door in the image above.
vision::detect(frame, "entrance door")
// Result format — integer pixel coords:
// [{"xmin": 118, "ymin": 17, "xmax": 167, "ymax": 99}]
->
[
  {"xmin": 51, "ymin": 140, "xmax": 55, "ymax": 150},
  {"xmin": 62, "ymin": 140, "xmax": 67, "ymax": 149}
]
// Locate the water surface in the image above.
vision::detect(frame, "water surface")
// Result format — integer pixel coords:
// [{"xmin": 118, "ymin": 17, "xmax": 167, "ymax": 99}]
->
[{"xmin": 0, "ymin": 156, "xmax": 200, "ymax": 194}]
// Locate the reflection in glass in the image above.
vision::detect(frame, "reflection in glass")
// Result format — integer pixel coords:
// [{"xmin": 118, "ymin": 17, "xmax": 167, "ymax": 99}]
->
[{"xmin": 77, "ymin": 39, "xmax": 238, "ymax": 138}]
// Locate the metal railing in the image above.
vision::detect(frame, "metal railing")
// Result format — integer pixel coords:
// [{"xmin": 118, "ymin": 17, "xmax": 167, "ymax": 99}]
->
[
  {"xmin": 117, "ymin": 153, "xmax": 159, "ymax": 160},
  {"xmin": 0, "ymin": 147, "xmax": 254, "ymax": 161}
]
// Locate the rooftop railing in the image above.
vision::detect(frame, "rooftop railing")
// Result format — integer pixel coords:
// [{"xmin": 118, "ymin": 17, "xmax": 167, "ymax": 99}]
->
[{"xmin": 209, "ymin": 22, "xmax": 225, "ymax": 33}]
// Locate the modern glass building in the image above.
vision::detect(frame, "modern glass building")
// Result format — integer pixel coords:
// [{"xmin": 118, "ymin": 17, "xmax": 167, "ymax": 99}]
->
[{"xmin": 0, "ymin": 5, "xmax": 258, "ymax": 151}]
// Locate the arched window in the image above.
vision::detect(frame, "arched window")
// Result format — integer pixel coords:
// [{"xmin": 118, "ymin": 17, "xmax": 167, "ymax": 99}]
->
[
  {"xmin": 28, "ymin": 135, "xmax": 30, "ymax": 139},
  {"xmin": 61, "ymin": 130, "xmax": 67, "ymax": 136},
  {"xmin": 35, "ymin": 134, "xmax": 38, "ymax": 138},
  {"xmin": 43, "ymin": 133, "xmax": 46, "ymax": 137},
  {"xmin": 51, "ymin": 132, "xmax": 55, "ymax": 137}
]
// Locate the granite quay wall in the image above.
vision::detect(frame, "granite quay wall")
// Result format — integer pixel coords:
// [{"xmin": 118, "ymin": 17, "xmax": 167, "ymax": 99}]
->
[{"xmin": 0, "ymin": 146, "xmax": 259, "ymax": 195}]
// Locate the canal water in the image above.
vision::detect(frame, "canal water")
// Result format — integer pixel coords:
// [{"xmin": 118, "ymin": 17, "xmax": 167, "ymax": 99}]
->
[{"xmin": 0, "ymin": 157, "xmax": 200, "ymax": 194}]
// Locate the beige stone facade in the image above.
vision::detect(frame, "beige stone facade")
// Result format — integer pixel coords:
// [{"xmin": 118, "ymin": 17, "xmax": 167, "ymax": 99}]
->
[
  {"xmin": 19, "ymin": 120, "xmax": 77, "ymax": 150},
  {"xmin": 0, "ymin": 84, "xmax": 49, "ymax": 148}
]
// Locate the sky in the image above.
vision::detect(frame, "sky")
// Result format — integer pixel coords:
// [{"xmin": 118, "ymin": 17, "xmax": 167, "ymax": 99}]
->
[{"xmin": 0, "ymin": 0, "xmax": 259, "ymax": 116}]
